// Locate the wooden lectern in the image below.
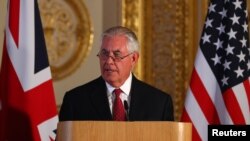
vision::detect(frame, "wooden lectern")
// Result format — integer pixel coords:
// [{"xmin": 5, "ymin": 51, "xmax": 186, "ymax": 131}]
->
[{"xmin": 56, "ymin": 121, "xmax": 192, "ymax": 141}]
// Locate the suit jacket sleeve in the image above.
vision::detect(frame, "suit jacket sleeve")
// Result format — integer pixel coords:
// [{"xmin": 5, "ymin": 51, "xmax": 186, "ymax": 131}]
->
[
  {"xmin": 59, "ymin": 91, "xmax": 73, "ymax": 121},
  {"xmin": 163, "ymin": 94, "xmax": 174, "ymax": 121}
]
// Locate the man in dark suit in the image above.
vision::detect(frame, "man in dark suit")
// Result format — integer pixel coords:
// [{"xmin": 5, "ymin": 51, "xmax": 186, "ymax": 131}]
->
[{"xmin": 59, "ymin": 26, "xmax": 174, "ymax": 121}]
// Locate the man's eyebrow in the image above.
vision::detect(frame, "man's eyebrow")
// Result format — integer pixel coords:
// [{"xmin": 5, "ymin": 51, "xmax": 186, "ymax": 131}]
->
[
  {"xmin": 100, "ymin": 49, "xmax": 121, "ymax": 53},
  {"xmin": 101, "ymin": 48, "xmax": 107, "ymax": 51}
]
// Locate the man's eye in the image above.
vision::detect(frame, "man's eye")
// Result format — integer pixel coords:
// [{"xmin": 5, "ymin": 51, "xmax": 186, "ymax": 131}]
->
[
  {"xmin": 113, "ymin": 51, "xmax": 121, "ymax": 57},
  {"xmin": 114, "ymin": 54, "xmax": 121, "ymax": 58},
  {"xmin": 101, "ymin": 51, "xmax": 109, "ymax": 56}
]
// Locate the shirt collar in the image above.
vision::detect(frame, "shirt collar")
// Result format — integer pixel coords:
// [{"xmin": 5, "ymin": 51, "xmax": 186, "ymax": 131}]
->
[{"xmin": 106, "ymin": 73, "xmax": 132, "ymax": 96}]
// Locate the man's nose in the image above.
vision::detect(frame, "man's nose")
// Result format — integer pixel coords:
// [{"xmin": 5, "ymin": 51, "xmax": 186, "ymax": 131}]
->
[{"xmin": 105, "ymin": 55, "xmax": 115, "ymax": 63}]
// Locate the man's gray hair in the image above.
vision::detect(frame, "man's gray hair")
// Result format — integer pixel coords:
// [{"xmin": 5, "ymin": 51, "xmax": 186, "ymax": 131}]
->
[{"xmin": 101, "ymin": 26, "xmax": 139, "ymax": 53}]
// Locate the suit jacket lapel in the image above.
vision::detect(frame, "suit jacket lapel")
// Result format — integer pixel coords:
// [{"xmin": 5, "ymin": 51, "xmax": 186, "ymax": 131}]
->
[
  {"xmin": 90, "ymin": 77, "xmax": 112, "ymax": 120},
  {"xmin": 129, "ymin": 75, "xmax": 147, "ymax": 120}
]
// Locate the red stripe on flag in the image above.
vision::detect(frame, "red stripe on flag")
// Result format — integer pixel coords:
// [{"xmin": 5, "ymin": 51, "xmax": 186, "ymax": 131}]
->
[
  {"xmin": 26, "ymin": 80, "xmax": 58, "ymax": 123},
  {"xmin": 9, "ymin": 0, "xmax": 20, "ymax": 47},
  {"xmin": 1, "ymin": 1, "xmax": 58, "ymax": 140},
  {"xmin": 181, "ymin": 109, "xmax": 202, "ymax": 141},
  {"xmin": 223, "ymin": 88, "xmax": 245, "ymax": 124},
  {"xmin": 0, "ymin": 38, "xmax": 7, "ymax": 141},
  {"xmin": 243, "ymin": 80, "xmax": 250, "ymax": 113},
  {"xmin": 190, "ymin": 69, "xmax": 220, "ymax": 124},
  {"xmin": 180, "ymin": 108, "xmax": 191, "ymax": 122}
]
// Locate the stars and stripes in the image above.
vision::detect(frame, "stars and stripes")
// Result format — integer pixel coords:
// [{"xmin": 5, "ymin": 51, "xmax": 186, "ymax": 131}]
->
[{"xmin": 181, "ymin": 0, "xmax": 250, "ymax": 141}]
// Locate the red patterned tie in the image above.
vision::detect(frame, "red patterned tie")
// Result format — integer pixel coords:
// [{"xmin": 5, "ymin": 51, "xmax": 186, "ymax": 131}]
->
[{"xmin": 113, "ymin": 89, "xmax": 126, "ymax": 121}]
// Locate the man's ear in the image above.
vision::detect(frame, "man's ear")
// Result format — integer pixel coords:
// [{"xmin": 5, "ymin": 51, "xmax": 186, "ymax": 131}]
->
[{"xmin": 131, "ymin": 52, "xmax": 139, "ymax": 67}]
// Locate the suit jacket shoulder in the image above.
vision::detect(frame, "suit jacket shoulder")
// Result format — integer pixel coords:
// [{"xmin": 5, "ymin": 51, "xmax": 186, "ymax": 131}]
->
[
  {"xmin": 131, "ymin": 75, "xmax": 171, "ymax": 99},
  {"xmin": 59, "ymin": 76, "xmax": 112, "ymax": 121},
  {"xmin": 66, "ymin": 77, "xmax": 105, "ymax": 95},
  {"xmin": 129, "ymin": 75, "xmax": 174, "ymax": 121}
]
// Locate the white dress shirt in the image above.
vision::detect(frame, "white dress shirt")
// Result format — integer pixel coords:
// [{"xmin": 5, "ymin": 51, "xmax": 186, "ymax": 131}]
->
[{"xmin": 105, "ymin": 73, "xmax": 132, "ymax": 115}]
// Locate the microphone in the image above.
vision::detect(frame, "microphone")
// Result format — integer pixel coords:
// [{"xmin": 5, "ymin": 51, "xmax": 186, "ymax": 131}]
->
[{"xmin": 124, "ymin": 100, "xmax": 129, "ymax": 121}]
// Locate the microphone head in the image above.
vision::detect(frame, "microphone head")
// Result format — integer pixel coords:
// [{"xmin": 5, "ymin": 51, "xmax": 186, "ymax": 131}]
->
[
  {"xmin": 124, "ymin": 100, "xmax": 129, "ymax": 110},
  {"xmin": 123, "ymin": 100, "xmax": 129, "ymax": 121}
]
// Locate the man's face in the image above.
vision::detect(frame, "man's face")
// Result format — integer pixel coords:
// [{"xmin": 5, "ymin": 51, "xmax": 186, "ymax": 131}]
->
[{"xmin": 99, "ymin": 35, "xmax": 138, "ymax": 88}]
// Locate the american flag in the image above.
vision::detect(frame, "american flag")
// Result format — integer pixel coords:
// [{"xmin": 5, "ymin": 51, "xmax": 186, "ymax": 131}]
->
[
  {"xmin": 181, "ymin": 0, "xmax": 250, "ymax": 141},
  {"xmin": 0, "ymin": 0, "xmax": 58, "ymax": 141}
]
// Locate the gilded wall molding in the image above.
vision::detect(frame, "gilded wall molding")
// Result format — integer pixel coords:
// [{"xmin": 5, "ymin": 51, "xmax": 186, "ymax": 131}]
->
[
  {"xmin": 122, "ymin": 0, "xmax": 143, "ymax": 80},
  {"xmin": 38, "ymin": 0, "xmax": 93, "ymax": 80},
  {"xmin": 122, "ymin": 0, "xmax": 202, "ymax": 120}
]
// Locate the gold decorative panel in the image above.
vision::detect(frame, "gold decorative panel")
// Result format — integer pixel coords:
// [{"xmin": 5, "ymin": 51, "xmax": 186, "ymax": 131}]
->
[
  {"xmin": 38, "ymin": 0, "xmax": 93, "ymax": 80},
  {"xmin": 122, "ymin": 0, "xmax": 144, "ymax": 80},
  {"xmin": 122, "ymin": 0, "xmax": 208, "ymax": 120}
]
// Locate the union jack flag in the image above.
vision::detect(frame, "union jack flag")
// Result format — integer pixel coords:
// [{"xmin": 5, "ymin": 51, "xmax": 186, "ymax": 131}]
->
[
  {"xmin": 0, "ymin": 0, "xmax": 58, "ymax": 141},
  {"xmin": 181, "ymin": 0, "xmax": 250, "ymax": 141}
]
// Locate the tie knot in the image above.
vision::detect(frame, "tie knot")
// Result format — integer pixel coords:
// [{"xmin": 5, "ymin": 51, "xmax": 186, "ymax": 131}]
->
[{"xmin": 113, "ymin": 88, "xmax": 122, "ymax": 96}]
